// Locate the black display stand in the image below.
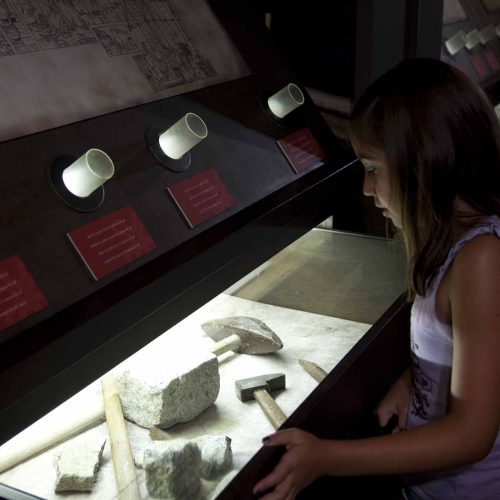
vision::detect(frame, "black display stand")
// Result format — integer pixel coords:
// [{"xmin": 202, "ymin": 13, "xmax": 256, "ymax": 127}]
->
[{"xmin": 48, "ymin": 156, "xmax": 106, "ymax": 212}]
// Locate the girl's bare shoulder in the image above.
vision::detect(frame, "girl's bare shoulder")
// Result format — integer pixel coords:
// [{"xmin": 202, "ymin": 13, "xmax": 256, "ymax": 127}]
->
[
  {"xmin": 454, "ymin": 233, "xmax": 500, "ymax": 266},
  {"xmin": 450, "ymin": 233, "xmax": 500, "ymax": 297}
]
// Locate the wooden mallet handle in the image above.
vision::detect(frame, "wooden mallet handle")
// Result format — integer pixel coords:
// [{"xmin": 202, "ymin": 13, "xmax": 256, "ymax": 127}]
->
[
  {"xmin": 101, "ymin": 377, "xmax": 141, "ymax": 500},
  {"xmin": 253, "ymin": 389, "xmax": 287, "ymax": 429},
  {"xmin": 0, "ymin": 404, "xmax": 105, "ymax": 473},
  {"xmin": 209, "ymin": 333, "xmax": 242, "ymax": 356}
]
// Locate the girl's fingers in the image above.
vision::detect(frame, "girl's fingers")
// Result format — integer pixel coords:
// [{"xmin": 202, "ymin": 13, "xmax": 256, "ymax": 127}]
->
[
  {"xmin": 262, "ymin": 428, "xmax": 301, "ymax": 447},
  {"xmin": 253, "ymin": 460, "xmax": 291, "ymax": 495},
  {"xmin": 376, "ymin": 408, "xmax": 393, "ymax": 427},
  {"xmin": 258, "ymin": 473, "xmax": 295, "ymax": 500}
]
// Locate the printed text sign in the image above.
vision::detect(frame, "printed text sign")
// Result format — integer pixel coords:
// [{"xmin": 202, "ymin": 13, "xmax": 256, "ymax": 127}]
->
[
  {"xmin": 67, "ymin": 206, "xmax": 156, "ymax": 280},
  {"xmin": 277, "ymin": 128, "xmax": 326, "ymax": 173},
  {"xmin": 470, "ymin": 54, "xmax": 490, "ymax": 79},
  {"xmin": 0, "ymin": 255, "xmax": 48, "ymax": 332},
  {"xmin": 168, "ymin": 169, "xmax": 235, "ymax": 228}
]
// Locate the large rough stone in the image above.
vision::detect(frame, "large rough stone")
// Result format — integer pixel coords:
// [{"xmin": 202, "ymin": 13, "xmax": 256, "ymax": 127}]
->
[
  {"xmin": 53, "ymin": 437, "xmax": 106, "ymax": 492},
  {"xmin": 134, "ymin": 434, "xmax": 232, "ymax": 478},
  {"xmin": 133, "ymin": 440, "xmax": 175, "ymax": 469},
  {"xmin": 116, "ymin": 349, "xmax": 220, "ymax": 428},
  {"xmin": 192, "ymin": 435, "xmax": 232, "ymax": 479},
  {"xmin": 143, "ymin": 439, "xmax": 201, "ymax": 499}
]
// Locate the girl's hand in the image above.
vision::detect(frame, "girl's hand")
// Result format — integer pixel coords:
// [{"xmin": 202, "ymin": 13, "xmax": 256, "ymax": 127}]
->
[
  {"xmin": 375, "ymin": 369, "xmax": 411, "ymax": 433},
  {"xmin": 253, "ymin": 428, "xmax": 326, "ymax": 499}
]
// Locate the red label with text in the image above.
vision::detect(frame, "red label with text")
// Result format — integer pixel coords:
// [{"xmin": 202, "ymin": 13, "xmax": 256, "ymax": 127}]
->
[
  {"xmin": 168, "ymin": 169, "xmax": 235, "ymax": 228},
  {"xmin": 67, "ymin": 206, "xmax": 156, "ymax": 280},
  {"xmin": 470, "ymin": 54, "xmax": 490, "ymax": 79},
  {"xmin": 277, "ymin": 128, "xmax": 326, "ymax": 173},
  {"xmin": 485, "ymin": 50, "xmax": 500, "ymax": 72},
  {"xmin": 0, "ymin": 255, "xmax": 48, "ymax": 332}
]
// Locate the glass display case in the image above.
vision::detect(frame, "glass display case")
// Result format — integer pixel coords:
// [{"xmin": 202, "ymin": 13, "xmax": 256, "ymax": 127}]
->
[
  {"xmin": 0, "ymin": 1, "xmax": 413, "ymax": 498},
  {"xmin": 441, "ymin": 0, "xmax": 500, "ymax": 102},
  {"xmin": 0, "ymin": 225, "xmax": 407, "ymax": 499}
]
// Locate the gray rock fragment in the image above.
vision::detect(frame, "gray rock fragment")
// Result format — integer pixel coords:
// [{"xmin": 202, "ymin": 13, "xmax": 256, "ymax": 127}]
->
[
  {"xmin": 201, "ymin": 316, "xmax": 283, "ymax": 354},
  {"xmin": 134, "ymin": 448, "xmax": 146, "ymax": 469},
  {"xmin": 116, "ymin": 349, "xmax": 220, "ymax": 428},
  {"xmin": 193, "ymin": 435, "xmax": 232, "ymax": 479},
  {"xmin": 143, "ymin": 439, "xmax": 201, "ymax": 499},
  {"xmin": 53, "ymin": 437, "xmax": 106, "ymax": 492},
  {"xmin": 134, "ymin": 440, "xmax": 173, "ymax": 469}
]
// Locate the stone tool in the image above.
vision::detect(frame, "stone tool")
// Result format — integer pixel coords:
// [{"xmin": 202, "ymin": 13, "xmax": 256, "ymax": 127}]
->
[
  {"xmin": 235, "ymin": 373, "xmax": 287, "ymax": 429},
  {"xmin": 0, "ymin": 318, "xmax": 281, "ymax": 473},
  {"xmin": 202, "ymin": 316, "xmax": 283, "ymax": 356},
  {"xmin": 0, "ymin": 349, "xmax": 220, "ymax": 472},
  {"xmin": 298, "ymin": 359, "xmax": 328, "ymax": 383}
]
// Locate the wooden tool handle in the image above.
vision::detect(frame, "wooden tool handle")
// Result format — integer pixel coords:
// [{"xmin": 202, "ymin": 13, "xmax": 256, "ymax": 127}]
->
[
  {"xmin": 253, "ymin": 389, "xmax": 287, "ymax": 430},
  {"xmin": 0, "ymin": 403, "xmax": 105, "ymax": 473},
  {"xmin": 209, "ymin": 333, "xmax": 242, "ymax": 356},
  {"xmin": 101, "ymin": 377, "xmax": 141, "ymax": 500}
]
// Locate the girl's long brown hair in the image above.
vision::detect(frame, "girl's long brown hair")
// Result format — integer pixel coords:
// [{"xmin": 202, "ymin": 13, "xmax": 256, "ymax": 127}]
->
[{"xmin": 349, "ymin": 58, "xmax": 500, "ymax": 297}]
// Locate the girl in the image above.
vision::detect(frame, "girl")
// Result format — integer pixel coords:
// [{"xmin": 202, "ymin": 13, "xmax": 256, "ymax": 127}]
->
[{"xmin": 253, "ymin": 58, "xmax": 500, "ymax": 499}]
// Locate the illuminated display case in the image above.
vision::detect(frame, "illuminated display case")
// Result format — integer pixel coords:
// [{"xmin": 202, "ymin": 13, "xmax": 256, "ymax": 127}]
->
[
  {"xmin": 0, "ymin": 228, "xmax": 408, "ymax": 499},
  {"xmin": 441, "ymin": 0, "xmax": 500, "ymax": 101},
  {"xmin": 0, "ymin": 1, "xmax": 411, "ymax": 498}
]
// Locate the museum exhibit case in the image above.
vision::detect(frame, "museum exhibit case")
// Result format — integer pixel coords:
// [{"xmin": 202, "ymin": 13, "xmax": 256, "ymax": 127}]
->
[
  {"xmin": 0, "ymin": 1, "xmax": 411, "ymax": 498},
  {"xmin": 0, "ymin": 226, "xmax": 408, "ymax": 499},
  {"xmin": 441, "ymin": 0, "xmax": 500, "ymax": 102},
  {"xmin": 253, "ymin": 0, "xmax": 444, "ymax": 115}
]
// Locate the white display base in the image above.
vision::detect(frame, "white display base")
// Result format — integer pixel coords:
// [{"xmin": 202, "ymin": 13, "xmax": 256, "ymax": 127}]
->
[{"xmin": 0, "ymin": 295, "xmax": 370, "ymax": 499}]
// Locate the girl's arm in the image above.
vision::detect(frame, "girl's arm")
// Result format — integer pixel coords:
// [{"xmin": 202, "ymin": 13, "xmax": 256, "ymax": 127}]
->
[{"xmin": 254, "ymin": 234, "xmax": 500, "ymax": 498}]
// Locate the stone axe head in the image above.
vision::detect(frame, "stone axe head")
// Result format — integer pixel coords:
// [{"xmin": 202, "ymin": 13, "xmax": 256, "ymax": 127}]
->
[
  {"xmin": 235, "ymin": 373, "xmax": 287, "ymax": 429},
  {"xmin": 201, "ymin": 316, "xmax": 283, "ymax": 356}
]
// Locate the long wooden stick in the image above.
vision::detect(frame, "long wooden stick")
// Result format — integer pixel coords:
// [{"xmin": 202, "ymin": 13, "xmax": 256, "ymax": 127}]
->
[
  {"xmin": 101, "ymin": 377, "xmax": 141, "ymax": 500},
  {"xmin": 0, "ymin": 404, "xmax": 105, "ymax": 473}
]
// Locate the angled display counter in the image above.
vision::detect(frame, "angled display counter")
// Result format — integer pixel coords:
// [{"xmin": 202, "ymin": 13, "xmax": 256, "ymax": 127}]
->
[{"xmin": 0, "ymin": 1, "xmax": 410, "ymax": 498}]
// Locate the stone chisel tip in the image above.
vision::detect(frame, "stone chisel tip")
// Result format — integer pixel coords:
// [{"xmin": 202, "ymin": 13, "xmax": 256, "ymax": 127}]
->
[{"xmin": 298, "ymin": 359, "xmax": 328, "ymax": 383}]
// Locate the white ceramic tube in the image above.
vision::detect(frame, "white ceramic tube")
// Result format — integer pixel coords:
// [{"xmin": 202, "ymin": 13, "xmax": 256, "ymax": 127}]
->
[
  {"xmin": 445, "ymin": 30, "xmax": 466, "ymax": 55},
  {"xmin": 158, "ymin": 113, "xmax": 208, "ymax": 160},
  {"xmin": 267, "ymin": 83, "xmax": 305, "ymax": 119},
  {"xmin": 62, "ymin": 149, "xmax": 114, "ymax": 198},
  {"xmin": 464, "ymin": 29, "xmax": 480, "ymax": 50}
]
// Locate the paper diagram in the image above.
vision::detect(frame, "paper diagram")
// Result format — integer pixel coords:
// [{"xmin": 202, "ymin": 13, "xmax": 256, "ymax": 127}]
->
[
  {"xmin": 0, "ymin": 0, "xmax": 217, "ymax": 89},
  {"xmin": 0, "ymin": 0, "xmax": 248, "ymax": 141}
]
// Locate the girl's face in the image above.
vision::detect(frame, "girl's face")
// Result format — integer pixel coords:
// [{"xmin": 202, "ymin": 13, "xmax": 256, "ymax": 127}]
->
[{"xmin": 351, "ymin": 139, "xmax": 402, "ymax": 228}]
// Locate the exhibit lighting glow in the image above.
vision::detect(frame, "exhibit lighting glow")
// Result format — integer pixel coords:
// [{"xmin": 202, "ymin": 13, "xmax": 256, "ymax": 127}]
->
[
  {"xmin": 464, "ymin": 29, "xmax": 480, "ymax": 49},
  {"xmin": 267, "ymin": 83, "xmax": 304, "ymax": 118},
  {"xmin": 62, "ymin": 149, "xmax": 115, "ymax": 198},
  {"xmin": 159, "ymin": 112, "xmax": 208, "ymax": 160},
  {"xmin": 445, "ymin": 30, "xmax": 466, "ymax": 55}
]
